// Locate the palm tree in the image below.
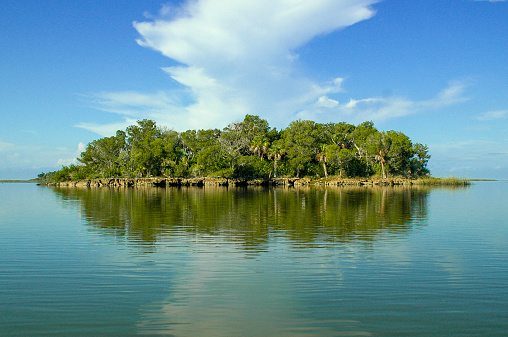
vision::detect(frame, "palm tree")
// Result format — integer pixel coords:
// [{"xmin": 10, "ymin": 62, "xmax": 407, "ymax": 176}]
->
[
  {"xmin": 375, "ymin": 149, "xmax": 388, "ymax": 179},
  {"xmin": 267, "ymin": 141, "xmax": 284, "ymax": 178},
  {"xmin": 249, "ymin": 136, "xmax": 269, "ymax": 160},
  {"xmin": 316, "ymin": 144, "xmax": 328, "ymax": 178}
]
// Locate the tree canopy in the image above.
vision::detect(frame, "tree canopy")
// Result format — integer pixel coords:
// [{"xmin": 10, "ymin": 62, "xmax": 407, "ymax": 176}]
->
[{"xmin": 45, "ymin": 115, "xmax": 431, "ymax": 182}]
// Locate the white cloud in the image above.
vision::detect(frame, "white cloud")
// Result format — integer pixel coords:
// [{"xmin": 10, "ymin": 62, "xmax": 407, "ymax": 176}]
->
[
  {"xmin": 134, "ymin": 0, "xmax": 377, "ymax": 65},
  {"xmin": 0, "ymin": 141, "xmax": 16, "ymax": 153},
  {"xmin": 473, "ymin": 0, "xmax": 506, "ymax": 2},
  {"xmin": 87, "ymin": 0, "xmax": 377, "ymax": 132},
  {"xmin": 476, "ymin": 110, "xmax": 507, "ymax": 121},
  {"xmin": 419, "ymin": 81, "xmax": 470, "ymax": 108},
  {"xmin": 79, "ymin": 1, "xmax": 471, "ymax": 135},
  {"xmin": 55, "ymin": 142, "xmax": 89, "ymax": 167},
  {"xmin": 297, "ymin": 80, "xmax": 469, "ymax": 124},
  {"xmin": 76, "ymin": 119, "xmax": 138, "ymax": 137},
  {"xmin": 316, "ymin": 96, "xmax": 339, "ymax": 108}
]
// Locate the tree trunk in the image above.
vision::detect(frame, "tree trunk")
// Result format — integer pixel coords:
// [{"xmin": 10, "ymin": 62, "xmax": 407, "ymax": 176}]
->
[
  {"xmin": 322, "ymin": 161, "xmax": 328, "ymax": 178},
  {"xmin": 353, "ymin": 142, "xmax": 362, "ymax": 158},
  {"xmin": 381, "ymin": 160, "xmax": 386, "ymax": 179}
]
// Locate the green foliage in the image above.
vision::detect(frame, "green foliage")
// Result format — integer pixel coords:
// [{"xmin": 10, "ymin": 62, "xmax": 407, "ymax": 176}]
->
[
  {"xmin": 282, "ymin": 120, "xmax": 319, "ymax": 177},
  {"xmin": 78, "ymin": 130, "xmax": 127, "ymax": 177},
  {"xmin": 44, "ymin": 115, "xmax": 432, "ymax": 182},
  {"xmin": 410, "ymin": 143, "xmax": 431, "ymax": 177}
]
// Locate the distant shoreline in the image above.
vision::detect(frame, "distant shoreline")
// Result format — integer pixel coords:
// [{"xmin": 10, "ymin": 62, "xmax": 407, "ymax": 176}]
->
[{"xmin": 469, "ymin": 179, "xmax": 498, "ymax": 181}]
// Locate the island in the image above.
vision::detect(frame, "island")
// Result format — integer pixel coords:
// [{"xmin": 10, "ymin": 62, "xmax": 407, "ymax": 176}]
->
[{"xmin": 38, "ymin": 115, "xmax": 469, "ymax": 186}]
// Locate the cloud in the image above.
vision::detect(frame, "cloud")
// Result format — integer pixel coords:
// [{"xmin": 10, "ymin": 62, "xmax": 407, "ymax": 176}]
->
[
  {"xmin": 0, "ymin": 141, "xmax": 31, "ymax": 171},
  {"xmin": 79, "ymin": 1, "xmax": 469, "ymax": 135},
  {"xmin": 419, "ymin": 81, "xmax": 470, "ymax": 108},
  {"xmin": 76, "ymin": 119, "xmax": 138, "ymax": 137},
  {"xmin": 316, "ymin": 96, "xmax": 340, "ymax": 108},
  {"xmin": 85, "ymin": 0, "xmax": 376, "ymax": 132},
  {"xmin": 476, "ymin": 110, "xmax": 507, "ymax": 121},
  {"xmin": 0, "ymin": 141, "xmax": 16, "ymax": 153},
  {"xmin": 297, "ymin": 80, "xmax": 469, "ymax": 124},
  {"xmin": 55, "ymin": 142, "xmax": 88, "ymax": 167},
  {"xmin": 472, "ymin": 0, "xmax": 506, "ymax": 2},
  {"xmin": 134, "ymin": 0, "xmax": 378, "ymax": 66}
]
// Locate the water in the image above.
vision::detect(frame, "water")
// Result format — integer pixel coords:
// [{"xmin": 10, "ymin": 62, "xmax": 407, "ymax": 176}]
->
[{"xmin": 0, "ymin": 182, "xmax": 507, "ymax": 336}]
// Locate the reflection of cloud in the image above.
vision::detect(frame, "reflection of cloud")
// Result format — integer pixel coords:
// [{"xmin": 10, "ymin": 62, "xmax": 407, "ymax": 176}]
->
[
  {"xmin": 435, "ymin": 254, "xmax": 466, "ymax": 286},
  {"xmin": 135, "ymin": 239, "xmax": 368, "ymax": 336}
]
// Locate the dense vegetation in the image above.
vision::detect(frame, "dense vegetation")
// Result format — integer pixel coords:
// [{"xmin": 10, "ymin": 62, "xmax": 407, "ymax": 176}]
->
[{"xmin": 41, "ymin": 115, "xmax": 431, "ymax": 182}]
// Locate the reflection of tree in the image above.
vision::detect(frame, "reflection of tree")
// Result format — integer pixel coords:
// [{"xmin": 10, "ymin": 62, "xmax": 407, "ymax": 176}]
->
[{"xmin": 50, "ymin": 186, "xmax": 433, "ymax": 250}]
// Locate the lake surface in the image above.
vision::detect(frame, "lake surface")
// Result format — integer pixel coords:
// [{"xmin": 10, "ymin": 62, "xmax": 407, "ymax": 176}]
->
[{"xmin": 1, "ymin": 182, "xmax": 507, "ymax": 336}]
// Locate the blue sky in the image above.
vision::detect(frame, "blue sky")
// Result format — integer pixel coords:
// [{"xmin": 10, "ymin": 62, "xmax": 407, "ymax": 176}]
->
[{"xmin": 1, "ymin": 0, "xmax": 507, "ymax": 180}]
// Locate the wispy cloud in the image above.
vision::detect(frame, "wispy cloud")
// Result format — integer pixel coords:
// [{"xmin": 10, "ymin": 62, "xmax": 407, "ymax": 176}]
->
[
  {"xmin": 297, "ymin": 80, "xmax": 469, "ymax": 124},
  {"xmin": 419, "ymin": 81, "xmax": 470, "ymax": 108},
  {"xmin": 475, "ymin": 110, "xmax": 507, "ymax": 121},
  {"xmin": 0, "ymin": 141, "xmax": 17, "ymax": 153},
  {"xmin": 76, "ymin": 119, "xmax": 138, "ymax": 137},
  {"xmin": 55, "ymin": 142, "xmax": 87, "ymax": 167}
]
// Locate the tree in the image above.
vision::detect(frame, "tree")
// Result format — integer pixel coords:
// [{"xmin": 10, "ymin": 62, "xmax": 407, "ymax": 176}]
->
[
  {"xmin": 250, "ymin": 135, "xmax": 270, "ymax": 160},
  {"xmin": 316, "ymin": 144, "xmax": 328, "ymax": 178},
  {"xmin": 367, "ymin": 131, "xmax": 414, "ymax": 178},
  {"xmin": 282, "ymin": 120, "xmax": 319, "ymax": 177},
  {"xmin": 350, "ymin": 121, "xmax": 377, "ymax": 159},
  {"xmin": 180, "ymin": 129, "xmax": 221, "ymax": 176},
  {"xmin": 235, "ymin": 114, "xmax": 270, "ymax": 143},
  {"xmin": 326, "ymin": 145, "xmax": 355, "ymax": 177},
  {"xmin": 321, "ymin": 122, "xmax": 355, "ymax": 148},
  {"xmin": 267, "ymin": 139, "xmax": 285, "ymax": 178},
  {"xmin": 126, "ymin": 119, "xmax": 167, "ymax": 177},
  {"xmin": 410, "ymin": 143, "xmax": 431, "ymax": 177},
  {"xmin": 366, "ymin": 132, "xmax": 390, "ymax": 178},
  {"xmin": 219, "ymin": 115, "xmax": 271, "ymax": 173},
  {"xmin": 160, "ymin": 128, "xmax": 183, "ymax": 176},
  {"xmin": 45, "ymin": 117, "xmax": 433, "ymax": 182},
  {"xmin": 78, "ymin": 130, "xmax": 126, "ymax": 177},
  {"xmin": 385, "ymin": 131, "xmax": 413, "ymax": 176}
]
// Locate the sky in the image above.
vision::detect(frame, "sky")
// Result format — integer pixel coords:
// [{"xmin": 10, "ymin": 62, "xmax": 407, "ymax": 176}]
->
[{"xmin": 1, "ymin": 0, "xmax": 507, "ymax": 180}]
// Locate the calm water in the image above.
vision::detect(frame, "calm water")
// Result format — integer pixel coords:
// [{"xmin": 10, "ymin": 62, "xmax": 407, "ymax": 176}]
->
[{"xmin": 0, "ymin": 182, "xmax": 507, "ymax": 336}]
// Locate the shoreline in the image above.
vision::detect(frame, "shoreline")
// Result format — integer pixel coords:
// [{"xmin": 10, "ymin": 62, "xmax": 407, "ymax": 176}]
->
[{"xmin": 42, "ymin": 176, "xmax": 471, "ymax": 188}]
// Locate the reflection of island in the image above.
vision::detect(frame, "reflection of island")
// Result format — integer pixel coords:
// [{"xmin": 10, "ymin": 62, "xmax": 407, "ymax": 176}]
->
[{"xmin": 49, "ymin": 186, "xmax": 437, "ymax": 249}]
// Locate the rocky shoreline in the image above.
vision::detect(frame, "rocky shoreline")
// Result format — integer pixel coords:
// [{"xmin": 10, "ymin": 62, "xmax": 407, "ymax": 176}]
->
[{"xmin": 46, "ymin": 177, "xmax": 420, "ymax": 188}]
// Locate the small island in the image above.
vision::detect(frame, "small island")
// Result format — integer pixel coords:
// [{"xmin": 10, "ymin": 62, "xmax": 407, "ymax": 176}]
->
[{"xmin": 39, "ymin": 115, "xmax": 469, "ymax": 186}]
